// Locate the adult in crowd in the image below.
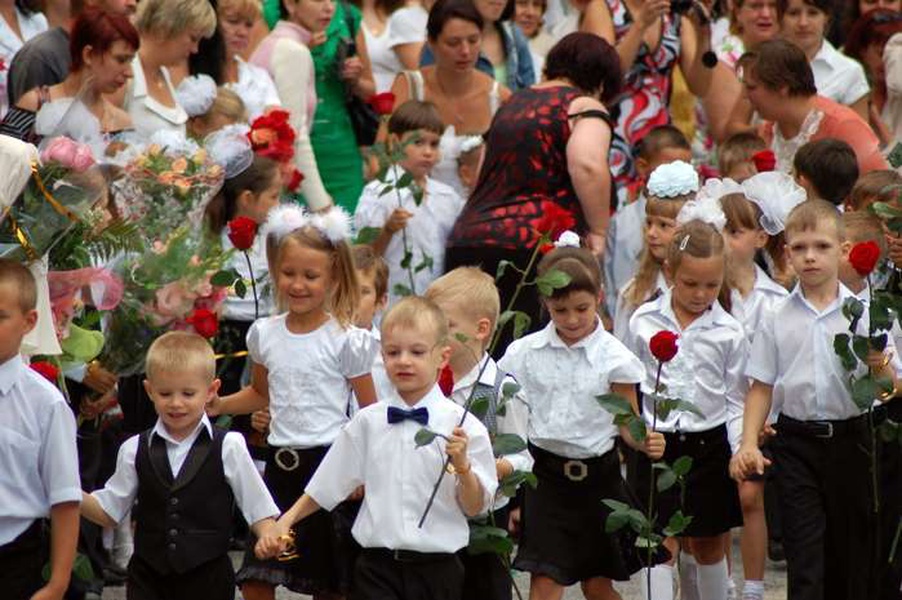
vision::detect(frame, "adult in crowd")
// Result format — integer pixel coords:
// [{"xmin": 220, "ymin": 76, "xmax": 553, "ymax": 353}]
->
[
  {"xmin": 843, "ymin": 9, "xmax": 902, "ymax": 146},
  {"xmin": 189, "ymin": 0, "xmax": 281, "ymax": 120},
  {"xmin": 445, "ymin": 32, "xmax": 620, "ymax": 346},
  {"xmin": 123, "ymin": 0, "xmax": 215, "ymax": 138},
  {"xmin": 514, "ymin": 0, "xmax": 555, "ymax": 74},
  {"xmin": 712, "ymin": 0, "xmax": 778, "ymax": 66},
  {"xmin": 390, "ymin": 0, "xmax": 511, "ymax": 195},
  {"xmin": 250, "ymin": 0, "xmax": 333, "ymax": 212},
  {"xmin": 387, "ymin": 0, "xmax": 433, "ymax": 69},
  {"xmin": 778, "ymin": 0, "xmax": 870, "ymax": 119},
  {"xmin": 0, "ymin": 8, "xmax": 136, "ymax": 143},
  {"xmin": 884, "ymin": 30, "xmax": 902, "ymax": 145},
  {"xmin": 354, "ymin": 0, "xmax": 405, "ymax": 92},
  {"xmin": 830, "ymin": 0, "xmax": 900, "ymax": 48},
  {"xmin": 605, "ymin": 0, "xmax": 716, "ymax": 199},
  {"xmin": 738, "ymin": 38, "xmax": 888, "ymax": 173},
  {"xmin": 6, "ymin": 0, "xmax": 136, "ymax": 109},
  {"xmin": 421, "ymin": 0, "xmax": 536, "ymax": 91},
  {"xmin": 547, "ymin": 0, "xmax": 615, "ymax": 40},
  {"xmin": 0, "ymin": 0, "xmax": 48, "ymax": 117}
]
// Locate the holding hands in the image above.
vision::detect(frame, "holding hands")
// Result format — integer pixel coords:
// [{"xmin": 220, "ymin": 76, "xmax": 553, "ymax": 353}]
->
[{"xmin": 730, "ymin": 445, "xmax": 772, "ymax": 481}]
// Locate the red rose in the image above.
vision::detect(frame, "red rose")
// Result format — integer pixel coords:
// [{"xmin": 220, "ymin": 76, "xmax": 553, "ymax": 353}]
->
[
  {"xmin": 437, "ymin": 364, "xmax": 454, "ymax": 397},
  {"xmin": 649, "ymin": 330, "xmax": 679, "ymax": 362},
  {"xmin": 751, "ymin": 150, "xmax": 776, "ymax": 173},
  {"xmin": 285, "ymin": 167, "xmax": 304, "ymax": 193},
  {"xmin": 30, "ymin": 361, "xmax": 60, "ymax": 384},
  {"xmin": 227, "ymin": 216, "xmax": 257, "ymax": 251},
  {"xmin": 248, "ymin": 109, "xmax": 296, "ymax": 163},
  {"xmin": 368, "ymin": 92, "xmax": 396, "ymax": 116},
  {"xmin": 532, "ymin": 202, "xmax": 576, "ymax": 243},
  {"xmin": 188, "ymin": 308, "xmax": 219, "ymax": 338},
  {"xmin": 849, "ymin": 240, "xmax": 881, "ymax": 277}
]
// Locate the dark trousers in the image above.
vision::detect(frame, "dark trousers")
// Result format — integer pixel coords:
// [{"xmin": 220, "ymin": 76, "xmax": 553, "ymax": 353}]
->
[
  {"xmin": 461, "ymin": 506, "xmax": 512, "ymax": 600},
  {"xmin": 774, "ymin": 415, "xmax": 875, "ymax": 600},
  {"xmin": 876, "ymin": 399, "xmax": 902, "ymax": 600},
  {"xmin": 351, "ymin": 549, "xmax": 464, "ymax": 600},
  {"xmin": 126, "ymin": 554, "xmax": 235, "ymax": 600},
  {"xmin": 0, "ymin": 520, "xmax": 48, "ymax": 600}
]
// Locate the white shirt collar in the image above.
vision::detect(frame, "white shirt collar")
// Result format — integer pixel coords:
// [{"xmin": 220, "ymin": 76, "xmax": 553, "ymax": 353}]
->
[
  {"xmin": 151, "ymin": 413, "xmax": 213, "ymax": 446},
  {"xmin": 385, "ymin": 382, "xmax": 448, "ymax": 411},
  {"xmin": 753, "ymin": 264, "xmax": 788, "ymax": 296},
  {"xmin": 812, "ymin": 40, "xmax": 840, "ymax": 68},
  {"xmin": 642, "ymin": 287, "xmax": 735, "ymax": 331},
  {"xmin": 453, "ymin": 353, "xmax": 497, "ymax": 394},
  {"xmin": 0, "ymin": 354, "xmax": 24, "ymax": 395},
  {"xmin": 788, "ymin": 281, "xmax": 856, "ymax": 315}
]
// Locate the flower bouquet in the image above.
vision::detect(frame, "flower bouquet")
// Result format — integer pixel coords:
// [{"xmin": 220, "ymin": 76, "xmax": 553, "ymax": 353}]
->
[
  {"xmin": 101, "ymin": 225, "xmax": 232, "ymax": 375},
  {"xmin": 0, "ymin": 136, "xmax": 106, "ymax": 261}
]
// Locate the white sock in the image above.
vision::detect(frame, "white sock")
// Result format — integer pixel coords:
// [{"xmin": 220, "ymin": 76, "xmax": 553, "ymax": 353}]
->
[
  {"xmin": 639, "ymin": 565, "xmax": 674, "ymax": 600},
  {"xmin": 696, "ymin": 558, "xmax": 729, "ymax": 600},
  {"xmin": 742, "ymin": 579, "xmax": 764, "ymax": 600},
  {"xmin": 678, "ymin": 553, "xmax": 700, "ymax": 600}
]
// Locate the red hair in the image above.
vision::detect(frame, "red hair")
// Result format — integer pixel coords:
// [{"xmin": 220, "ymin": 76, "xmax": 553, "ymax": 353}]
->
[
  {"xmin": 845, "ymin": 9, "xmax": 902, "ymax": 69},
  {"xmin": 70, "ymin": 8, "xmax": 140, "ymax": 72}
]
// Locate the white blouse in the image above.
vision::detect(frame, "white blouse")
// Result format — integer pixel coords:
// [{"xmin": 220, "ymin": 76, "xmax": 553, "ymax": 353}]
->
[
  {"xmin": 499, "ymin": 319, "xmax": 645, "ymax": 459},
  {"xmin": 124, "ymin": 56, "xmax": 187, "ymax": 139},
  {"xmin": 362, "ymin": 21, "xmax": 402, "ymax": 94},
  {"xmin": 387, "ymin": 6, "xmax": 428, "ymax": 50},
  {"xmin": 0, "ymin": 7, "xmax": 47, "ymax": 117},
  {"xmin": 811, "ymin": 41, "xmax": 870, "ymax": 107},
  {"xmin": 226, "ymin": 56, "xmax": 281, "ymax": 121},
  {"xmin": 247, "ymin": 315, "xmax": 377, "ymax": 447},
  {"xmin": 729, "ymin": 265, "xmax": 789, "ymax": 345},
  {"xmin": 627, "ymin": 290, "xmax": 749, "ymax": 450}
]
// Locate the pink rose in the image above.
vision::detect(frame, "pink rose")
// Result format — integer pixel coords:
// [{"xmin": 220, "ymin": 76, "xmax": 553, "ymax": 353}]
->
[
  {"xmin": 41, "ymin": 137, "xmax": 95, "ymax": 172},
  {"xmin": 154, "ymin": 281, "xmax": 193, "ymax": 320}
]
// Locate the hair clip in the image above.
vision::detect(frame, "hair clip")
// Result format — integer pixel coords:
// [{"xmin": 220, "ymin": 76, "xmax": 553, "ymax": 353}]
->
[
  {"xmin": 175, "ymin": 74, "xmax": 217, "ymax": 118},
  {"xmin": 677, "ymin": 196, "xmax": 727, "ymax": 232},
  {"xmin": 553, "ymin": 230, "xmax": 581, "ymax": 248},
  {"xmin": 679, "ymin": 234, "xmax": 691, "ymax": 251}
]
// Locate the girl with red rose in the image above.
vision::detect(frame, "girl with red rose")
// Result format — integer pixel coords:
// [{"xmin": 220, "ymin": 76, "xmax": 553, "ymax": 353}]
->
[
  {"xmin": 626, "ymin": 220, "xmax": 749, "ymax": 600},
  {"xmin": 499, "ymin": 245, "xmax": 666, "ymax": 600}
]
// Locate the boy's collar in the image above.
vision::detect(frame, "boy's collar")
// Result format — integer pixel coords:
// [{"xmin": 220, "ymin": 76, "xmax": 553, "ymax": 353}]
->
[
  {"xmin": 389, "ymin": 383, "xmax": 445, "ymax": 410},
  {"xmin": 0, "ymin": 354, "xmax": 24, "ymax": 395},
  {"xmin": 152, "ymin": 413, "xmax": 213, "ymax": 445},
  {"xmin": 453, "ymin": 353, "xmax": 495, "ymax": 393}
]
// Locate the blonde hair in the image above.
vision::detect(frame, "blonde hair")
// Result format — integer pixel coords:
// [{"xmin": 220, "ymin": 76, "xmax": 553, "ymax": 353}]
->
[
  {"xmin": 218, "ymin": 0, "xmax": 263, "ymax": 19},
  {"xmin": 425, "ymin": 267, "xmax": 501, "ymax": 330},
  {"xmin": 625, "ymin": 196, "xmax": 688, "ymax": 307},
  {"xmin": 267, "ymin": 226, "xmax": 360, "ymax": 327},
  {"xmin": 381, "ymin": 296, "xmax": 449, "ymax": 345},
  {"xmin": 0, "ymin": 258, "xmax": 37, "ymax": 312},
  {"xmin": 847, "ymin": 170, "xmax": 902, "ymax": 212},
  {"xmin": 145, "ymin": 331, "xmax": 216, "ymax": 382},
  {"xmin": 784, "ymin": 199, "xmax": 843, "ymax": 241},
  {"xmin": 667, "ymin": 220, "xmax": 732, "ymax": 312},
  {"xmin": 136, "ymin": 0, "xmax": 217, "ymax": 38},
  {"xmin": 352, "ymin": 245, "xmax": 390, "ymax": 300},
  {"xmin": 717, "ymin": 132, "xmax": 767, "ymax": 177},
  {"xmin": 843, "ymin": 211, "xmax": 887, "ymax": 254}
]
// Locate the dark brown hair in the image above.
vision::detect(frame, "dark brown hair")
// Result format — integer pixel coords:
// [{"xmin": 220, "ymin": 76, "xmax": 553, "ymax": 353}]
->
[
  {"xmin": 793, "ymin": 139, "xmax": 859, "ymax": 207},
  {"xmin": 387, "ymin": 100, "xmax": 445, "ymax": 136},
  {"xmin": 427, "ymin": 0, "xmax": 484, "ymax": 40},
  {"xmin": 738, "ymin": 39, "xmax": 817, "ymax": 96},
  {"xmin": 847, "ymin": 169, "xmax": 902, "ymax": 211},
  {"xmin": 775, "ymin": 0, "xmax": 832, "ymax": 19},
  {"xmin": 205, "ymin": 155, "xmax": 281, "ymax": 233},
  {"xmin": 352, "ymin": 244, "xmax": 390, "ymax": 300},
  {"xmin": 537, "ymin": 245, "xmax": 602, "ymax": 299},
  {"xmin": 544, "ymin": 32, "xmax": 622, "ymax": 102}
]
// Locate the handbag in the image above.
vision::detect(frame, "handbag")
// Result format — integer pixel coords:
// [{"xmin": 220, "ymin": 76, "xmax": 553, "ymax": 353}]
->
[{"xmin": 339, "ymin": 2, "xmax": 379, "ymax": 146}]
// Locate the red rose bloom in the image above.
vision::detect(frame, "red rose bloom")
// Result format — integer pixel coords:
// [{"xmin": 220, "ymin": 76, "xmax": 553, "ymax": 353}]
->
[
  {"xmin": 437, "ymin": 364, "xmax": 454, "ymax": 397},
  {"xmin": 368, "ymin": 92, "xmax": 396, "ymax": 116},
  {"xmin": 285, "ymin": 167, "xmax": 304, "ymax": 193},
  {"xmin": 649, "ymin": 330, "xmax": 679, "ymax": 362},
  {"xmin": 30, "ymin": 361, "xmax": 60, "ymax": 383},
  {"xmin": 532, "ymin": 202, "xmax": 576, "ymax": 244},
  {"xmin": 849, "ymin": 240, "xmax": 881, "ymax": 277},
  {"xmin": 248, "ymin": 109, "xmax": 296, "ymax": 163},
  {"xmin": 751, "ymin": 150, "xmax": 777, "ymax": 173},
  {"xmin": 188, "ymin": 308, "xmax": 219, "ymax": 339},
  {"xmin": 227, "ymin": 216, "xmax": 257, "ymax": 251}
]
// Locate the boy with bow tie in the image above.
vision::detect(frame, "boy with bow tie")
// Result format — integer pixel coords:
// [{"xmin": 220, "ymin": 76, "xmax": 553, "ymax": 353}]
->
[{"xmin": 256, "ymin": 297, "xmax": 497, "ymax": 600}]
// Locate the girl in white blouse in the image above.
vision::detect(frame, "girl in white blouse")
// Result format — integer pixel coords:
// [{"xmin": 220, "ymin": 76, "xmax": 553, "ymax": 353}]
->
[
  {"xmin": 208, "ymin": 205, "xmax": 378, "ymax": 600},
  {"xmin": 626, "ymin": 220, "xmax": 749, "ymax": 600},
  {"xmin": 499, "ymin": 244, "xmax": 665, "ymax": 600}
]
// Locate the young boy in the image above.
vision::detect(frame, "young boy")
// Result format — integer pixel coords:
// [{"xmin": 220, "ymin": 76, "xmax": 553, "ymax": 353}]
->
[
  {"xmin": 717, "ymin": 131, "xmax": 768, "ymax": 182},
  {"xmin": 0, "ymin": 259, "xmax": 81, "ymax": 600},
  {"xmin": 604, "ymin": 125, "xmax": 692, "ymax": 317},
  {"xmin": 256, "ymin": 297, "xmax": 497, "ymax": 600},
  {"xmin": 355, "ymin": 100, "xmax": 465, "ymax": 305},
  {"xmin": 846, "ymin": 169, "xmax": 902, "ymax": 212},
  {"xmin": 793, "ymin": 139, "xmax": 860, "ymax": 207},
  {"xmin": 352, "ymin": 244, "xmax": 392, "ymax": 402},
  {"xmin": 80, "ymin": 331, "xmax": 279, "ymax": 600},
  {"xmin": 425, "ymin": 267, "xmax": 532, "ymax": 600},
  {"xmin": 730, "ymin": 200, "xmax": 900, "ymax": 600}
]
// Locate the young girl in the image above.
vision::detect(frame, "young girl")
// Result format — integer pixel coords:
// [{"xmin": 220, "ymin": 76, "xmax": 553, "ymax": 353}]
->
[
  {"xmin": 207, "ymin": 204, "xmax": 378, "ymax": 600},
  {"xmin": 178, "ymin": 75, "xmax": 249, "ymax": 140},
  {"xmin": 613, "ymin": 160, "xmax": 699, "ymax": 340},
  {"xmin": 499, "ymin": 241, "xmax": 666, "ymax": 600},
  {"xmin": 626, "ymin": 219, "xmax": 749, "ymax": 600}
]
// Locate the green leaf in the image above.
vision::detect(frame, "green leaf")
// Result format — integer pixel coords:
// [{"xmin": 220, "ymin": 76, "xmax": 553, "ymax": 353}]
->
[
  {"xmin": 393, "ymin": 283, "xmax": 412, "ymax": 297},
  {"xmin": 234, "ymin": 279, "xmax": 247, "ymax": 299},
  {"xmin": 628, "ymin": 417, "xmax": 647, "ymax": 443},
  {"xmin": 211, "ymin": 268, "xmax": 239, "ymax": 287},
  {"xmin": 378, "ymin": 183, "xmax": 395, "ymax": 197},
  {"xmin": 602, "ymin": 499, "xmax": 630, "ymax": 513},
  {"xmin": 43, "ymin": 553, "xmax": 95, "ymax": 584},
  {"xmin": 672, "ymin": 455, "xmax": 693, "ymax": 477},
  {"xmin": 833, "ymin": 333, "xmax": 858, "ymax": 372},
  {"xmin": 663, "ymin": 511, "xmax": 693, "ymax": 537},
  {"xmin": 626, "ymin": 508, "xmax": 649, "ymax": 533},
  {"xmin": 635, "ymin": 533, "xmax": 664, "ymax": 549},
  {"xmin": 400, "ymin": 250, "xmax": 413, "ymax": 269},
  {"xmin": 411, "ymin": 184, "xmax": 425, "ymax": 206},
  {"xmin": 414, "ymin": 254, "xmax": 434, "ymax": 273},
  {"xmin": 499, "ymin": 470, "xmax": 537, "ymax": 496},
  {"xmin": 871, "ymin": 332, "xmax": 889, "ymax": 353},
  {"xmin": 852, "ymin": 334, "xmax": 871, "ymax": 363},
  {"xmin": 468, "ymin": 524, "xmax": 514, "ymax": 556},
  {"xmin": 414, "ymin": 428, "xmax": 438, "ymax": 447},
  {"xmin": 605, "ymin": 510, "xmax": 630, "ymax": 533},
  {"xmin": 498, "ymin": 310, "xmax": 515, "ymax": 330},
  {"xmin": 513, "ymin": 311, "xmax": 531, "ymax": 340},
  {"xmin": 851, "ymin": 376, "xmax": 881, "ymax": 410},
  {"xmin": 492, "ymin": 433, "xmax": 527, "ymax": 456},
  {"xmin": 870, "ymin": 294, "xmax": 895, "ymax": 333},
  {"xmin": 501, "ymin": 381, "xmax": 521, "ymax": 399},
  {"xmin": 396, "ymin": 171, "xmax": 414, "ymax": 189},
  {"xmin": 355, "ymin": 226, "xmax": 382, "ymax": 245},
  {"xmin": 842, "ymin": 296, "xmax": 865, "ymax": 331},
  {"xmin": 880, "ymin": 420, "xmax": 900, "ymax": 443},
  {"xmin": 454, "ymin": 332, "xmax": 470, "ymax": 344},
  {"xmin": 496, "ymin": 259, "xmax": 512, "ymax": 280},
  {"xmin": 656, "ymin": 468, "xmax": 677, "ymax": 492},
  {"xmin": 469, "ymin": 396, "xmax": 490, "ymax": 420},
  {"xmin": 535, "ymin": 268, "xmax": 572, "ymax": 297},
  {"xmin": 596, "ymin": 393, "xmax": 634, "ymax": 416}
]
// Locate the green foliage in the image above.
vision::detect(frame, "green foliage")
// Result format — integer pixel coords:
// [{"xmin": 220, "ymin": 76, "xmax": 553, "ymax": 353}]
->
[
  {"xmin": 871, "ymin": 200, "xmax": 902, "ymax": 233},
  {"xmin": 498, "ymin": 470, "xmax": 537, "ymax": 497},
  {"xmin": 851, "ymin": 376, "xmax": 894, "ymax": 410},
  {"xmin": 834, "ymin": 334, "xmax": 858, "ymax": 372},
  {"xmin": 534, "ymin": 268, "xmax": 572, "ymax": 297},
  {"xmin": 393, "ymin": 283, "xmax": 412, "ymax": 297},
  {"xmin": 48, "ymin": 217, "xmax": 144, "ymax": 271},
  {"xmin": 355, "ymin": 226, "xmax": 382, "ymax": 245},
  {"xmin": 414, "ymin": 428, "xmax": 439, "ymax": 447},
  {"xmin": 662, "ymin": 511, "xmax": 693, "ymax": 538},
  {"xmin": 469, "ymin": 396, "xmax": 489, "ymax": 420},
  {"xmin": 468, "ymin": 524, "xmax": 514, "ymax": 556},
  {"xmin": 652, "ymin": 395, "xmax": 706, "ymax": 421},
  {"xmin": 414, "ymin": 254, "xmax": 434, "ymax": 274},
  {"xmin": 842, "ymin": 297, "xmax": 865, "ymax": 332},
  {"xmin": 492, "ymin": 433, "xmax": 527, "ymax": 456},
  {"xmin": 498, "ymin": 310, "xmax": 531, "ymax": 341},
  {"xmin": 43, "ymin": 553, "xmax": 94, "ymax": 584}
]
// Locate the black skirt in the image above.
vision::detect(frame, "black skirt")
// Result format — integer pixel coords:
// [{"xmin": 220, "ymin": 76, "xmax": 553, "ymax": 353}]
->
[
  {"xmin": 236, "ymin": 446, "xmax": 360, "ymax": 595},
  {"xmin": 630, "ymin": 424, "xmax": 743, "ymax": 538},
  {"xmin": 514, "ymin": 444, "xmax": 664, "ymax": 585}
]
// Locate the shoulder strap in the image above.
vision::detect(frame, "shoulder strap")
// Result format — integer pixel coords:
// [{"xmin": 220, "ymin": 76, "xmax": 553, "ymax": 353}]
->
[
  {"xmin": 489, "ymin": 80, "xmax": 500, "ymax": 115},
  {"xmin": 404, "ymin": 70, "xmax": 425, "ymax": 101},
  {"xmin": 568, "ymin": 108, "xmax": 613, "ymax": 129}
]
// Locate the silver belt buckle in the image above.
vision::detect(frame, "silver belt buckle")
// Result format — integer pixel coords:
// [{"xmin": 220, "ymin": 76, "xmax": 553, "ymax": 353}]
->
[
  {"xmin": 814, "ymin": 422, "xmax": 834, "ymax": 439},
  {"xmin": 274, "ymin": 448, "xmax": 300, "ymax": 471},
  {"xmin": 563, "ymin": 459, "xmax": 588, "ymax": 482}
]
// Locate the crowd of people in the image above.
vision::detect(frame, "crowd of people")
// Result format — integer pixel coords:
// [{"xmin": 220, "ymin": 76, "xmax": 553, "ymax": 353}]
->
[{"xmin": 1, "ymin": 1, "xmax": 902, "ymax": 600}]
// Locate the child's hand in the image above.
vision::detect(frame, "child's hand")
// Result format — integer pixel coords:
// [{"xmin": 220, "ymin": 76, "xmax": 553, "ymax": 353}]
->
[
  {"xmin": 508, "ymin": 507, "xmax": 521, "ymax": 538},
  {"xmin": 885, "ymin": 231, "xmax": 902, "ymax": 266},
  {"xmin": 643, "ymin": 431, "xmax": 666, "ymax": 460},
  {"xmin": 255, "ymin": 522, "xmax": 292, "ymax": 560},
  {"xmin": 384, "ymin": 208, "xmax": 413, "ymax": 234},
  {"xmin": 251, "ymin": 408, "xmax": 271, "ymax": 433},
  {"xmin": 445, "ymin": 427, "xmax": 471, "ymax": 473},
  {"xmin": 730, "ymin": 446, "xmax": 771, "ymax": 481},
  {"xmin": 347, "ymin": 485, "xmax": 365, "ymax": 501},
  {"xmin": 865, "ymin": 348, "xmax": 893, "ymax": 371},
  {"xmin": 757, "ymin": 424, "xmax": 777, "ymax": 447}
]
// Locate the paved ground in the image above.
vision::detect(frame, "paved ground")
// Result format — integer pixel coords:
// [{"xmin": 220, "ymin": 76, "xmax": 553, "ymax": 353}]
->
[{"xmin": 101, "ymin": 536, "xmax": 788, "ymax": 599}]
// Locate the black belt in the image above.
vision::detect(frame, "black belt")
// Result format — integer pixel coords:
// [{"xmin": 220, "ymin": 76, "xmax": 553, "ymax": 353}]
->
[
  {"xmin": 777, "ymin": 414, "xmax": 868, "ymax": 439},
  {"xmin": 874, "ymin": 397, "xmax": 902, "ymax": 425},
  {"xmin": 363, "ymin": 547, "xmax": 456, "ymax": 563},
  {"xmin": 528, "ymin": 442, "xmax": 616, "ymax": 484},
  {"xmin": 664, "ymin": 424, "xmax": 727, "ymax": 444}
]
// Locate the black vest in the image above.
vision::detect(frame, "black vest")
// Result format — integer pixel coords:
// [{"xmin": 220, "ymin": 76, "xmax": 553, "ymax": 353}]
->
[{"xmin": 134, "ymin": 426, "xmax": 234, "ymax": 574}]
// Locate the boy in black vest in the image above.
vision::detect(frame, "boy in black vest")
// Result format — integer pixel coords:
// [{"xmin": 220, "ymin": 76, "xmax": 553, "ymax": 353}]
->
[{"xmin": 81, "ymin": 331, "xmax": 279, "ymax": 600}]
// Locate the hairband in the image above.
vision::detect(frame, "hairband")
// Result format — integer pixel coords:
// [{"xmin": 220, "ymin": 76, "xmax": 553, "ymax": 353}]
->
[
  {"xmin": 553, "ymin": 230, "xmax": 580, "ymax": 249},
  {"xmin": 205, "ymin": 125, "xmax": 254, "ymax": 180},
  {"xmin": 260, "ymin": 204, "xmax": 352, "ymax": 246},
  {"xmin": 740, "ymin": 171, "xmax": 806, "ymax": 235},
  {"xmin": 175, "ymin": 74, "xmax": 218, "ymax": 118},
  {"xmin": 646, "ymin": 160, "xmax": 700, "ymax": 199},
  {"xmin": 677, "ymin": 194, "xmax": 727, "ymax": 232}
]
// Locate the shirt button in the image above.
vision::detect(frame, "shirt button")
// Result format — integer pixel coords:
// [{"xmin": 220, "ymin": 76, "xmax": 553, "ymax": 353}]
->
[
  {"xmin": 168, "ymin": 528, "xmax": 178, "ymax": 537},
  {"xmin": 170, "ymin": 498, "xmax": 179, "ymax": 506},
  {"xmin": 168, "ymin": 543, "xmax": 177, "ymax": 551},
  {"xmin": 171, "ymin": 513, "xmax": 180, "ymax": 520}
]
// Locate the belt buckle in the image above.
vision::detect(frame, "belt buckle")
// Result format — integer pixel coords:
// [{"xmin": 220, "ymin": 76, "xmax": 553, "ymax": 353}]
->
[
  {"xmin": 815, "ymin": 422, "xmax": 834, "ymax": 439},
  {"xmin": 274, "ymin": 448, "xmax": 300, "ymax": 471},
  {"xmin": 563, "ymin": 459, "xmax": 588, "ymax": 482}
]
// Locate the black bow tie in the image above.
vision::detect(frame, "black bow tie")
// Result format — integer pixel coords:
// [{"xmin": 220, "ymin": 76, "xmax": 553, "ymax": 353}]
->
[{"xmin": 387, "ymin": 406, "xmax": 429, "ymax": 426}]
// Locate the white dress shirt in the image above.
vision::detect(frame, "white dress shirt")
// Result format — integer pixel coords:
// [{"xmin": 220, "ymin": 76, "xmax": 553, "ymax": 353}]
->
[
  {"xmin": 92, "ymin": 415, "xmax": 278, "ymax": 526},
  {"xmin": 613, "ymin": 271, "xmax": 669, "ymax": 341},
  {"xmin": 0, "ymin": 7, "xmax": 47, "ymax": 117},
  {"xmin": 0, "ymin": 355, "xmax": 81, "ymax": 545},
  {"xmin": 355, "ymin": 168, "xmax": 464, "ymax": 305},
  {"xmin": 499, "ymin": 319, "xmax": 646, "ymax": 459},
  {"xmin": 247, "ymin": 315, "xmax": 377, "ymax": 447},
  {"xmin": 604, "ymin": 194, "xmax": 647, "ymax": 317},
  {"xmin": 810, "ymin": 41, "xmax": 870, "ymax": 107},
  {"xmin": 349, "ymin": 327, "xmax": 392, "ymax": 417},
  {"xmin": 386, "ymin": 6, "xmax": 428, "ymax": 51},
  {"xmin": 730, "ymin": 265, "xmax": 789, "ymax": 345},
  {"xmin": 627, "ymin": 290, "xmax": 749, "ymax": 450},
  {"xmin": 746, "ymin": 283, "xmax": 902, "ymax": 421},
  {"xmin": 305, "ymin": 384, "xmax": 497, "ymax": 553},
  {"xmin": 362, "ymin": 21, "xmax": 402, "ymax": 94},
  {"xmin": 450, "ymin": 354, "xmax": 533, "ymax": 510},
  {"xmin": 227, "ymin": 56, "xmax": 281, "ymax": 121},
  {"xmin": 220, "ymin": 230, "xmax": 273, "ymax": 321},
  {"xmin": 124, "ymin": 56, "xmax": 188, "ymax": 139}
]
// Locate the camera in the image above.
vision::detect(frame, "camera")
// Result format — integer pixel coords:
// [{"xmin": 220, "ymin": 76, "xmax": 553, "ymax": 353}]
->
[{"xmin": 671, "ymin": 0, "xmax": 694, "ymax": 14}]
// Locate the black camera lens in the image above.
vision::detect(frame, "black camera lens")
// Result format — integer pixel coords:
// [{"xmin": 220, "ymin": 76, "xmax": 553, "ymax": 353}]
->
[{"xmin": 671, "ymin": 0, "xmax": 693, "ymax": 14}]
